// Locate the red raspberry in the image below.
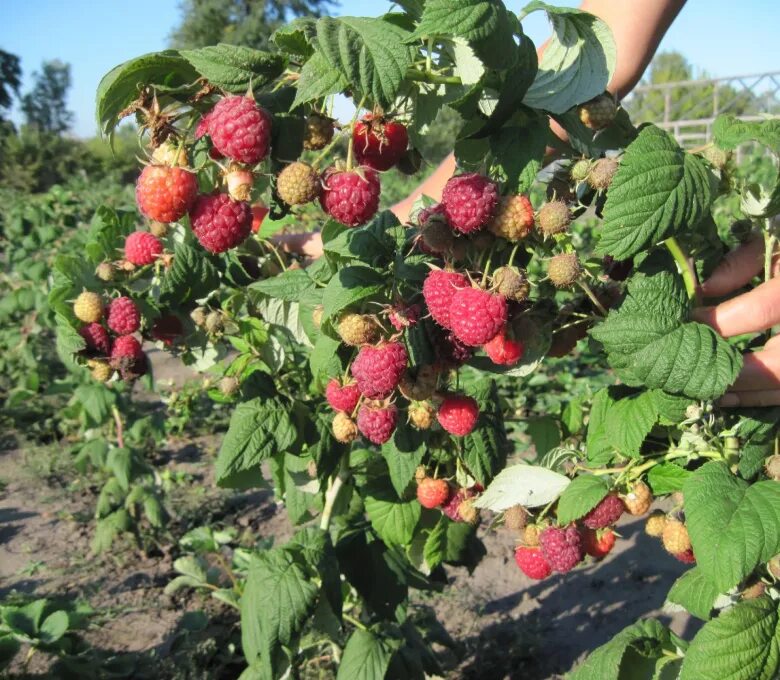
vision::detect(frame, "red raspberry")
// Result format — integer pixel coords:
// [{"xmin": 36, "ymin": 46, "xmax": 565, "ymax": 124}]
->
[
  {"xmin": 106, "ymin": 297, "xmax": 141, "ymax": 335},
  {"xmin": 673, "ymin": 549, "xmax": 697, "ymax": 564},
  {"xmin": 582, "ymin": 527, "xmax": 616, "ymax": 558},
  {"xmin": 207, "ymin": 96, "xmax": 272, "ymax": 165},
  {"xmin": 319, "ymin": 167, "xmax": 380, "ymax": 227},
  {"xmin": 483, "ymin": 327, "xmax": 524, "ymax": 366},
  {"xmin": 110, "ymin": 335, "xmax": 143, "ymax": 363},
  {"xmin": 151, "ymin": 314, "xmax": 183, "ymax": 346},
  {"xmin": 416, "ymin": 477, "xmax": 450, "ymax": 509},
  {"xmin": 351, "ymin": 342, "xmax": 407, "ymax": 399},
  {"xmin": 357, "ymin": 401, "xmax": 398, "ymax": 445},
  {"xmin": 353, "ymin": 116, "xmax": 409, "ymax": 171},
  {"xmin": 189, "ymin": 193, "xmax": 252, "ymax": 253},
  {"xmin": 422, "ymin": 269, "xmax": 469, "ymax": 329},
  {"xmin": 582, "ymin": 494, "xmax": 624, "ymax": 529},
  {"xmin": 441, "ymin": 173, "xmax": 498, "ymax": 234},
  {"xmin": 388, "ymin": 303, "xmax": 420, "ymax": 331},
  {"xmin": 441, "ymin": 484, "xmax": 482, "ymax": 521},
  {"xmin": 540, "ymin": 526, "xmax": 583, "ymax": 573},
  {"xmin": 136, "ymin": 165, "xmax": 198, "ymax": 223},
  {"xmin": 125, "ymin": 231, "xmax": 163, "ymax": 266},
  {"xmin": 449, "ymin": 287, "xmax": 507, "ymax": 346},
  {"xmin": 79, "ymin": 323, "xmax": 111, "ymax": 355},
  {"xmin": 432, "ymin": 328, "xmax": 474, "ymax": 368},
  {"xmin": 515, "ymin": 546, "xmax": 553, "ymax": 580},
  {"xmin": 325, "ymin": 378, "xmax": 361, "ymax": 413},
  {"xmin": 437, "ymin": 394, "xmax": 479, "ymax": 436}
]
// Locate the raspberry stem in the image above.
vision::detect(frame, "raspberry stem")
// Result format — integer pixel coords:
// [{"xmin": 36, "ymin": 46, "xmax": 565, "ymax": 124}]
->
[
  {"xmin": 664, "ymin": 237, "xmax": 697, "ymax": 301},
  {"xmin": 320, "ymin": 456, "xmax": 351, "ymax": 531},
  {"xmin": 577, "ymin": 280, "xmax": 608, "ymax": 316},
  {"xmin": 111, "ymin": 405, "xmax": 125, "ymax": 449},
  {"xmin": 764, "ymin": 227, "xmax": 776, "ymax": 283}
]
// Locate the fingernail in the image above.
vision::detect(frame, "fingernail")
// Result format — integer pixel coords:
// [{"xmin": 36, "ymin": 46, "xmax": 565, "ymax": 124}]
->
[{"xmin": 718, "ymin": 393, "xmax": 739, "ymax": 407}]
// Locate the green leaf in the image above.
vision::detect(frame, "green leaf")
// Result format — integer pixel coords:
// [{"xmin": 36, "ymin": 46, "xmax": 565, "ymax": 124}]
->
[
  {"xmin": 241, "ymin": 548, "xmax": 319, "ymax": 673},
  {"xmin": 525, "ymin": 416, "xmax": 561, "ymax": 457},
  {"xmin": 337, "ymin": 629, "xmax": 399, "ymax": 680},
  {"xmin": 250, "ymin": 269, "xmax": 315, "ymax": 302},
  {"xmin": 586, "ymin": 388, "xmax": 615, "ymax": 464},
  {"xmin": 381, "ymin": 424, "xmax": 426, "ymax": 497},
  {"xmin": 737, "ymin": 408, "xmax": 780, "ymax": 479},
  {"xmin": 309, "ymin": 334, "xmax": 342, "ymax": 390},
  {"xmin": 680, "ymin": 597, "xmax": 780, "ymax": 680},
  {"xmin": 38, "ymin": 611, "xmax": 69, "ymax": 645},
  {"xmin": 321, "ymin": 265, "xmax": 385, "ymax": 331},
  {"xmin": 314, "ymin": 16, "xmax": 416, "ymax": 109},
  {"xmin": 462, "ymin": 380, "xmax": 509, "ymax": 485},
  {"xmin": 74, "ymin": 384, "xmax": 116, "ymax": 426},
  {"xmin": 293, "ymin": 51, "xmax": 349, "ymax": 108},
  {"xmin": 556, "ymin": 475, "xmax": 609, "ymax": 525},
  {"xmin": 590, "ymin": 271, "xmax": 742, "ymax": 400},
  {"xmin": 522, "ymin": 2, "xmax": 616, "ymax": 114},
  {"xmin": 181, "ymin": 44, "xmax": 286, "ymax": 93},
  {"xmin": 647, "ymin": 462, "xmax": 690, "ymax": 495},
  {"xmin": 106, "ymin": 448, "xmax": 132, "ymax": 490},
  {"xmin": 159, "ymin": 239, "xmax": 220, "ymax": 305},
  {"xmin": 603, "ymin": 389, "xmax": 657, "ymax": 458},
  {"xmin": 272, "ymin": 18, "xmax": 317, "ymax": 59},
  {"xmin": 684, "ymin": 462, "xmax": 780, "ymax": 592},
  {"xmin": 667, "ymin": 566, "xmax": 719, "ymax": 621},
  {"xmin": 598, "ymin": 126, "xmax": 716, "ymax": 259},
  {"xmin": 364, "ymin": 481, "xmax": 422, "ymax": 546},
  {"xmin": 473, "ymin": 463, "xmax": 570, "ymax": 511},
  {"xmin": 216, "ymin": 398, "xmax": 296, "ymax": 489},
  {"xmin": 96, "ymin": 51, "xmax": 199, "ymax": 136}
]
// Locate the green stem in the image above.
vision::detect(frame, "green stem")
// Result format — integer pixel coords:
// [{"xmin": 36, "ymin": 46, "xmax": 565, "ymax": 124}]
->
[
  {"xmin": 343, "ymin": 613, "xmax": 368, "ymax": 631},
  {"xmin": 405, "ymin": 68, "xmax": 461, "ymax": 86},
  {"xmin": 764, "ymin": 226, "xmax": 776, "ymax": 283},
  {"xmin": 507, "ymin": 243, "xmax": 520, "ymax": 267},
  {"xmin": 320, "ymin": 456, "xmax": 350, "ymax": 531},
  {"xmin": 425, "ymin": 37, "xmax": 433, "ymax": 73},
  {"xmin": 480, "ymin": 243, "xmax": 497, "ymax": 287},
  {"xmin": 665, "ymin": 237, "xmax": 697, "ymax": 301},
  {"xmin": 577, "ymin": 280, "xmax": 608, "ymax": 317}
]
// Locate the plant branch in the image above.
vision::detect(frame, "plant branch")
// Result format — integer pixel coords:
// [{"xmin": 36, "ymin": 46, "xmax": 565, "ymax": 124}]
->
[
  {"xmin": 764, "ymin": 226, "xmax": 776, "ymax": 283},
  {"xmin": 320, "ymin": 456, "xmax": 350, "ymax": 531},
  {"xmin": 664, "ymin": 236, "xmax": 697, "ymax": 301},
  {"xmin": 405, "ymin": 69, "xmax": 461, "ymax": 86},
  {"xmin": 577, "ymin": 280, "xmax": 608, "ymax": 317},
  {"xmin": 111, "ymin": 405, "xmax": 125, "ymax": 449}
]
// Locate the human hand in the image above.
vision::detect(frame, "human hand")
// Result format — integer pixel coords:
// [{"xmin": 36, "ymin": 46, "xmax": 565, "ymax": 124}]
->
[{"xmin": 693, "ymin": 234, "xmax": 780, "ymax": 406}]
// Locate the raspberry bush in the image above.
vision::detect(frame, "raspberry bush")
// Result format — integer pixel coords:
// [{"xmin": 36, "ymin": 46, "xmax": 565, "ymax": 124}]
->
[{"xmin": 44, "ymin": 1, "xmax": 780, "ymax": 677}]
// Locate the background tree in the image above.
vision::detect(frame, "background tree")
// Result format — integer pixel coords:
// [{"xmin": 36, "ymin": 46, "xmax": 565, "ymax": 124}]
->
[
  {"xmin": 0, "ymin": 49, "xmax": 21, "ymax": 122},
  {"xmin": 20, "ymin": 60, "xmax": 74, "ymax": 135},
  {"xmin": 170, "ymin": 0, "xmax": 337, "ymax": 50}
]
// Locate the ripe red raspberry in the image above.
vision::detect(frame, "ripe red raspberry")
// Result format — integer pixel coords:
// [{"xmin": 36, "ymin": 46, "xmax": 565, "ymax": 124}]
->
[
  {"xmin": 514, "ymin": 546, "xmax": 553, "ymax": 580},
  {"xmin": 353, "ymin": 115, "xmax": 409, "ymax": 171},
  {"xmin": 422, "ymin": 269, "xmax": 469, "ymax": 329},
  {"xmin": 189, "ymin": 193, "xmax": 252, "ymax": 253},
  {"xmin": 351, "ymin": 342, "xmax": 408, "ymax": 399},
  {"xmin": 432, "ymin": 327, "xmax": 474, "ymax": 368},
  {"xmin": 388, "ymin": 303, "xmax": 420, "ymax": 331},
  {"xmin": 79, "ymin": 323, "xmax": 111, "ymax": 355},
  {"xmin": 484, "ymin": 327, "xmax": 524, "ymax": 366},
  {"xmin": 125, "ymin": 231, "xmax": 163, "ymax": 266},
  {"xmin": 540, "ymin": 526, "xmax": 583, "ymax": 573},
  {"xmin": 110, "ymin": 334, "xmax": 144, "ymax": 363},
  {"xmin": 106, "ymin": 297, "xmax": 140, "ymax": 335},
  {"xmin": 207, "ymin": 96, "xmax": 272, "ymax": 165},
  {"xmin": 582, "ymin": 527, "xmax": 616, "ymax": 558},
  {"xmin": 319, "ymin": 167, "xmax": 380, "ymax": 227},
  {"xmin": 416, "ymin": 477, "xmax": 450, "ymax": 509},
  {"xmin": 136, "ymin": 165, "xmax": 198, "ymax": 223},
  {"xmin": 151, "ymin": 314, "xmax": 183, "ymax": 346},
  {"xmin": 357, "ymin": 401, "xmax": 398, "ymax": 445},
  {"xmin": 437, "ymin": 394, "xmax": 479, "ymax": 437},
  {"xmin": 673, "ymin": 549, "xmax": 696, "ymax": 564},
  {"xmin": 441, "ymin": 173, "xmax": 498, "ymax": 234},
  {"xmin": 449, "ymin": 287, "xmax": 507, "ymax": 346},
  {"xmin": 582, "ymin": 494, "xmax": 624, "ymax": 529},
  {"xmin": 325, "ymin": 378, "xmax": 361, "ymax": 413}
]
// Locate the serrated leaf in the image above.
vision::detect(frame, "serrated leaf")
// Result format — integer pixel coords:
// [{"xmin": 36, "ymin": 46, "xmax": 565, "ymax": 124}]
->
[
  {"xmin": 586, "ymin": 388, "xmax": 615, "ymax": 464},
  {"xmin": 462, "ymin": 380, "xmax": 509, "ymax": 485},
  {"xmin": 680, "ymin": 597, "xmax": 780, "ymax": 680},
  {"xmin": 38, "ymin": 611, "xmax": 69, "ymax": 645},
  {"xmin": 473, "ymin": 463, "xmax": 570, "ymax": 511},
  {"xmin": 181, "ymin": 44, "xmax": 286, "ymax": 92},
  {"xmin": 271, "ymin": 18, "xmax": 317, "ymax": 59},
  {"xmin": 250, "ymin": 269, "xmax": 315, "ymax": 302},
  {"xmin": 159, "ymin": 240, "xmax": 219, "ymax": 304},
  {"xmin": 321, "ymin": 265, "xmax": 385, "ymax": 332},
  {"xmin": 522, "ymin": 2, "xmax": 616, "ymax": 114},
  {"xmin": 598, "ymin": 126, "xmax": 716, "ymax": 258},
  {"xmin": 684, "ymin": 461, "xmax": 780, "ymax": 592},
  {"xmin": 556, "ymin": 475, "xmax": 609, "ymax": 524},
  {"xmin": 647, "ymin": 462, "xmax": 690, "ymax": 495},
  {"xmin": 591, "ymin": 271, "xmax": 742, "ymax": 400},
  {"xmin": 525, "ymin": 415, "xmax": 561, "ymax": 458},
  {"xmin": 74, "ymin": 384, "xmax": 116, "ymax": 426},
  {"xmin": 337, "ymin": 629, "xmax": 399, "ymax": 680},
  {"xmin": 293, "ymin": 51, "xmax": 349, "ymax": 107},
  {"xmin": 667, "ymin": 566, "xmax": 719, "ymax": 621},
  {"xmin": 381, "ymin": 424, "xmax": 426, "ymax": 497},
  {"xmin": 364, "ymin": 481, "xmax": 421, "ymax": 546},
  {"xmin": 604, "ymin": 389, "xmax": 657, "ymax": 457}
]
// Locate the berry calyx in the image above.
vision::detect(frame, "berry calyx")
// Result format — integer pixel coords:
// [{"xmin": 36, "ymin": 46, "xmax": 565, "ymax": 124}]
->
[
  {"xmin": 303, "ymin": 113, "xmax": 334, "ymax": 151},
  {"xmin": 106, "ymin": 296, "xmax": 141, "ymax": 335},
  {"xmin": 441, "ymin": 173, "xmax": 499, "ymax": 234},
  {"xmin": 547, "ymin": 253, "xmax": 582, "ymax": 289},
  {"xmin": 416, "ymin": 477, "xmax": 450, "ymax": 509},
  {"xmin": 356, "ymin": 400, "xmax": 398, "ymax": 444},
  {"xmin": 484, "ymin": 327, "xmax": 524, "ymax": 366},
  {"xmin": 74, "ymin": 291, "xmax": 103, "ymax": 323},
  {"xmin": 582, "ymin": 527, "xmax": 616, "ymax": 559},
  {"xmin": 332, "ymin": 412, "xmax": 359, "ymax": 443},
  {"xmin": 277, "ymin": 162, "xmax": 320, "ymax": 206},
  {"xmin": 437, "ymin": 394, "xmax": 480, "ymax": 437},
  {"xmin": 514, "ymin": 546, "xmax": 553, "ymax": 580},
  {"xmin": 319, "ymin": 167, "xmax": 380, "ymax": 227},
  {"xmin": 488, "ymin": 194, "xmax": 534, "ymax": 241},
  {"xmin": 351, "ymin": 342, "xmax": 408, "ymax": 399},
  {"xmin": 337, "ymin": 313, "xmax": 379, "ymax": 347},
  {"xmin": 125, "ymin": 231, "xmax": 163, "ymax": 266},
  {"xmin": 388, "ymin": 303, "xmax": 420, "ymax": 331},
  {"xmin": 540, "ymin": 525, "xmax": 583, "ymax": 573},
  {"xmin": 325, "ymin": 378, "xmax": 361, "ymax": 413},
  {"xmin": 189, "ymin": 193, "xmax": 252, "ymax": 253},
  {"xmin": 422, "ymin": 269, "xmax": 469, "ymax": 329},
  {"xmin": 577, "ymin": 93, "xmax": 617, "ymax": 130},
  {"xmin": 135, "ymin": 164, "xmax": 198, "ymax": 223},
  {"xmin": 582, "ymin": 493, "xmax": 624, "ymax": 529},
  {"xmin": 449, "ymin": 286, "xmax": 508, "ymax": 346},
  {"xmin": 207, "ymin": 95, "xmax": 272, "ymax": 165},
  {"xmin": 353, "ymin": 115, "xmax": 409, "ymax": 171},
  {"xmin": 536, "ymin": 200, "xmax": 571, "ymax": 237}
]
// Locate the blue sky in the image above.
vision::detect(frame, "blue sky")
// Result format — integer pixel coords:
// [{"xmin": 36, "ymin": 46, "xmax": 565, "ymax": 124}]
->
[{"xmin": 2, "ymin": 0, "xmax": 779, "ymax": 138}]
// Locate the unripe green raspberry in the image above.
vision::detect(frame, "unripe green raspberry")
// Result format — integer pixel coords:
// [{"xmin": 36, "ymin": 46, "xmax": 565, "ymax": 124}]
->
[
  {"xmin": 205, "ymin": 310, "xmax": 224, "ymax": 334},
  {"xmin": 337, "ymin": 313, "xmax": 379, "ymax": 347},
  {"xmin": 74, "ymin": 291, "xmax": 104, "ymax": 323},
  {"xmin": 88, "ymin": 359, "xmax": 112, "ymax": 383},
  {"xmin": 504, "ymin": 505, "xmax": 528, "ymax": 531},
  {"xmin": 303, "ymin": 113, "xmax": 335, "ymax": 151},
  {"xmin": 700, "ymin": 145, "xmax": 730, "ymax": 170},
  {"xmin": 587, "ymin": 158, "xmax": 619, "ymax": 190},
  {"xmin": 537, "ymin": 200, "xmax": 571, "ymax": 237},
  {"xmin": 408, "ymin": 401, "xmax": 435, "ymax": 430},
  {"xmin": 219, "ymin": 376, "xmax": 240, "ymax": 397},
  {"xmin": 149, "ymin": 221, "xmax": 169, "ymax": 238},
  {"xmin": 765, "ymin": 454, "xmax": 780, "ymax": 481},
  {"xmin": 420, "ymin": 219, "xmax": 455, "ymax": 254},
  {"xmin": 95, "ymin": 262, "xmax": 115, "ymax": 282},
  {"xmin": 398, "ymin": 365, "xmax": 438, "ymax": 401},
  {"xmin": 491, "ymin": 266, "xmax": 530, "ymax": 302},
  {"xmin": 577, "ymin": 93, "xmax": 617, "ymax": 130},
  {"xmin": 277, "ymin": 162, "xmax": 320, "ymax": 205},
  {"xmin": 570, "ymin": 159, "xmax": 592, "ymax": 182},
  {"xmin": 547, "ymin": 253, "xmax": 582, "ymax": 288},
  {"xmin": 458, "ymin": 499, "xmax": 480, "ymax": 525}
]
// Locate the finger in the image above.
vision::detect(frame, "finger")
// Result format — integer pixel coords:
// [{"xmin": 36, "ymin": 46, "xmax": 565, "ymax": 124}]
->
[
  {"xmin": 692, "ymin": 276, "xmax": 780, "ymax": 337},
  {"xmin": 719, "ymin": 390, "xmax": 780, "ymax": 407},
  {"xmin": 700, "ymin": 234, "xmax": 764, "ymax": 297},
  {"xmin": 731, "ymin": 349, "xmax": 780, "ymax": 391}
]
